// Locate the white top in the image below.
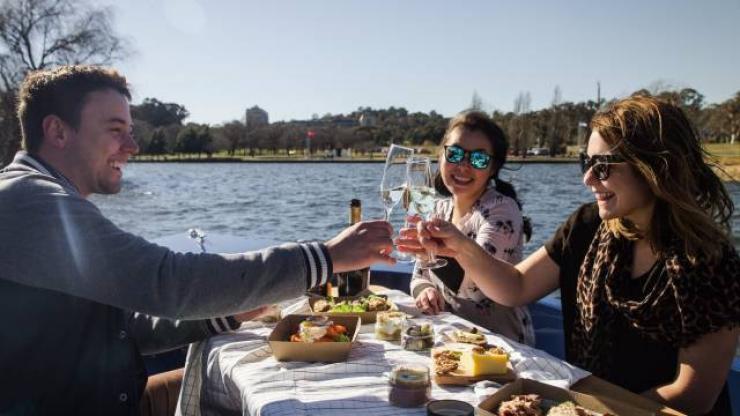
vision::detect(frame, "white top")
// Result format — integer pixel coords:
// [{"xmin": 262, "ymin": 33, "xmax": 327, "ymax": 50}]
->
[{"xmin": 410, "ymin": 185, "xmax": 535, "ymax": 346}]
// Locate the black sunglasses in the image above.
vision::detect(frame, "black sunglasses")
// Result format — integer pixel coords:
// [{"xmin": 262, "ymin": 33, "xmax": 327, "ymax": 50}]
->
[
  {"xmin": 579, "ymin": 153, "xmax": 625, "ymax": 181},
  {"xmin": 444, "ymin": 144, "xmax": 493, "ymax": 170}
]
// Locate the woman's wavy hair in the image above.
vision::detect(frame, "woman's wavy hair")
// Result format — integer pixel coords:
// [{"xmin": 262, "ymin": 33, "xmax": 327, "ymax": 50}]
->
[
  {"xmin": 590, "ymin": 95, "xmax": 733, "ymax": 264},
  {"xmin": 434, "ymin": 110, "xmax": 532, "ymax": 241}
]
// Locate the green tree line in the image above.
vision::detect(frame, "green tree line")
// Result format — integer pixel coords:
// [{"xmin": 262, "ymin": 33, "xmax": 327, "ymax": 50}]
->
[{"xmin": 129, "ymin": 88, "xmax": 740, "ymax": 159}]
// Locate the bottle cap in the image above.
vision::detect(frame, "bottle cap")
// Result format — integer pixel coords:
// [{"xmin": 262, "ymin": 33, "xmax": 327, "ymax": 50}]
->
[{"xmin": 426, "ymin": 400, "xmax": 474, "ymax": 416}]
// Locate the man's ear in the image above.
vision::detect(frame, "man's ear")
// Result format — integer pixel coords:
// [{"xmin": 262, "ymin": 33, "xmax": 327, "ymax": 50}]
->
[{"xmin": 41, "ymin": 115, "xmax": 70, "ymax": 149}]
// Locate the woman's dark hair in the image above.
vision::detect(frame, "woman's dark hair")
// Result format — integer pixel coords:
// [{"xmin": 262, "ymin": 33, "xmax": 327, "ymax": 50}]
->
[
  {"xmin": 434, "ymin": 110, "xmax": 532, "ymax": 241},
  {"xmin": 591, "ymin": 96, "xmax": 734, "ymax": 264}
]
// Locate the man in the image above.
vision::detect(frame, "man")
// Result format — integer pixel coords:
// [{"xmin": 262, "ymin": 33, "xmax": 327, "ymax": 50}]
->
[{"xmin": 0, "ymin": 65, "xmax": 394, "ymax": 415}]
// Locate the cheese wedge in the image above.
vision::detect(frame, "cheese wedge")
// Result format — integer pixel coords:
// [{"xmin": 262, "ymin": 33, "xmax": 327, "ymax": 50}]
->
[{"xmin": 460, "ymin": 347, "xmax": 508, "ymax": 375}]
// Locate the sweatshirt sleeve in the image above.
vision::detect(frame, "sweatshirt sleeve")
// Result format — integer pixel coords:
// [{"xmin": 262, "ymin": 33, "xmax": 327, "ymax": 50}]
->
[
  {"xmin": 0, "ymin": 173, "xmax": 331, "ymax": 320},
  {"xmin": 127, "ymin": 312, "xmax": 242, "ymax": 355}
]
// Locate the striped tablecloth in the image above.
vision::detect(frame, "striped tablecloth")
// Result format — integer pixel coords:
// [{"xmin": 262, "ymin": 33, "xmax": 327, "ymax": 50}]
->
[{"xmin": 177, "ymin": 290, "xmax": 589, "ymax": 416}]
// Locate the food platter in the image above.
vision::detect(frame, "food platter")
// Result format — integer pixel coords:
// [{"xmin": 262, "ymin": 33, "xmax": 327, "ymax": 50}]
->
[
  {"xmin": 431, "ymin": 343, "xmax": 516, "ymax": 386},
  {"xmin": 308, "ymin": 292, "xmax": 398, "ymax": 323}
]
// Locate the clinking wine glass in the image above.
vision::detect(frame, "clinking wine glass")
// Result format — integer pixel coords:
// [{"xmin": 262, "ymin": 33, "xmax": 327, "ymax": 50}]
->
[
  {"xmin": 405, "ymin": 156, "xmax": 447, "ymax": 270},
  {"xmin": 380, "ymin": 144, "xmax": 415, "ymax": 262}
]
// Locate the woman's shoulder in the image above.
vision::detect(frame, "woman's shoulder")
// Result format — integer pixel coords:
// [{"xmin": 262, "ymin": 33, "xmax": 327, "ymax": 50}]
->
[
  {"xmin": 475, "ymin": 186, "xmax": 522, "ymax": 215},
  {"xmin": 545, "ymin": 202, "xmax": 601, "ymax": 259},
  {"xmin": 568, "ymin": 202, "xmax": 601, "ymax": 227}
]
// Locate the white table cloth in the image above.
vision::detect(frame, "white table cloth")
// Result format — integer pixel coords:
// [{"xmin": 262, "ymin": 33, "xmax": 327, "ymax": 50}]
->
[{"xmin": 177, "ymin": 289, "xmax": 588, "ymax": 416}]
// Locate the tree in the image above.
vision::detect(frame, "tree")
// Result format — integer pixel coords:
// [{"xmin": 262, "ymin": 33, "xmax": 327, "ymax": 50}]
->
[
  {"xmin": 470, "ymin": 90, "xmax": 483, "ymax": 111},
  {"xmin": 510, "ymin": 91, "xmax": 532, "ymax": 155},
  {"xmin": 711, "ymin": 92, "xmax": 740, "ymax": 144},
  {"xmin": 546, "ymin": 86, "xmax": 565, "ymax": 156},
  {"xmin": 0, "ymin": 0, "xmax": 130, "ymax": 165},
  {"xmin": 131, "ymin": 98, "xmax": 189, "ymax": 128},
  {"xmin": 218, "ymin": 120, "xmax": 245, "ymax": 155},
  {"xmin": 175, "ymin": 124, "xmax": 212, "ymax": 156},
  {"xmin": 146, "ymin": 128, "xmax": 168, "ymax": 155}
]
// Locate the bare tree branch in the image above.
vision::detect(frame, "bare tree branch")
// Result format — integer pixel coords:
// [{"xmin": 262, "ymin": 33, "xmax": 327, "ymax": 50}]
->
[{"xmin": 0, "ymin": 0, "xmax": 131, "ymax": 165}]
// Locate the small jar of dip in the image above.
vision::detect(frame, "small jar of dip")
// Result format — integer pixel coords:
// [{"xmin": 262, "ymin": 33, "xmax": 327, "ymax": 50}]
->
[
  {"xmin": 388, "ymin": 363, "xmax": 431, "ymax": 407},
  {"xmin": 401, "ymin": 319, "xmax": 435, "ymax": 351},
  {"xmin": 375, "ymin": 311, "xmax": 407, "ymax": 341}
]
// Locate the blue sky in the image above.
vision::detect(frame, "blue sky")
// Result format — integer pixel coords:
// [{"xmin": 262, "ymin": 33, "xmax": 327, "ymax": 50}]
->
[{"xmin": 101, "ymin": 0, "xmax": 740, "ymax": 125}]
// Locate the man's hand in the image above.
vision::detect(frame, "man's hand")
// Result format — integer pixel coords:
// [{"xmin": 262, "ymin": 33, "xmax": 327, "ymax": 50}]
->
[
  {"xmin": 415, "ymin": 287, "xmax": 445, "ymax": 315},
  {"xmin": 325, "ymin": 220, "xmax": 395, "ymax": 273},
  {"xmin": 232, "ymin": 305, "xmax": 274, "ymax": 323}
]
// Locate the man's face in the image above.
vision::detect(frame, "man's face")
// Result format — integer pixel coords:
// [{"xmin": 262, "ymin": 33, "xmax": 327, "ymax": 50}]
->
[{"xmin": 64, "ymin": 88, "xmax": 138, "ymax": 197}]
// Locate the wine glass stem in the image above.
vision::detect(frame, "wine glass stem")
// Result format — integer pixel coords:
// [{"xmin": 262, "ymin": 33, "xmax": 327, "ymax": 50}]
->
[{"xmin": 425, "ymin": 215, "xmax": 438, "ymax": 263}]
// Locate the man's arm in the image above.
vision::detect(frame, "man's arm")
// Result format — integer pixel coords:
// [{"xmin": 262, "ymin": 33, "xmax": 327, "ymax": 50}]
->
[
  {"xmin": 0, "ymin": 175, "xmax": 392, "ymax": 320},
  {"xmin": 642, "ymin": 327, "xmax": 739, "ymax": 415},
  {"xmin": 128, "ymin": 306, "xmax": 272, "ymax": 355}
]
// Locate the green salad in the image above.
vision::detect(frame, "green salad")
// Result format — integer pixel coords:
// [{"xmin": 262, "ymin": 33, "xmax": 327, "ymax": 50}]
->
[{"xmin": 313, "ymin": 295, "xmax": 392, "ymax": 313}]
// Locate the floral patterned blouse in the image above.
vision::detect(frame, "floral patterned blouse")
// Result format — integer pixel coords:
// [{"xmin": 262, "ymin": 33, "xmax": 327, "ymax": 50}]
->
[{"xmin": 410, "ymin": 185, "xmax": 535, "ymax": 346}]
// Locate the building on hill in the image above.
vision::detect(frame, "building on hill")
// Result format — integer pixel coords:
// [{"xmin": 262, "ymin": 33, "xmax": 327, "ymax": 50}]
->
[
  {"xmin": 359, "ymin": 112, "xmax": 376, "ymax": 127},
  {"xmin": 245, "ymin": 106, "xmax": 269, "ymax": 129}
]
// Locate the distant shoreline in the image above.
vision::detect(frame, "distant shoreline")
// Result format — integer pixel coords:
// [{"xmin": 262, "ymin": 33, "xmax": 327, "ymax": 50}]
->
[{"xmin": 129, "ymin": 154, "xmax": 739, "ymax": 182}]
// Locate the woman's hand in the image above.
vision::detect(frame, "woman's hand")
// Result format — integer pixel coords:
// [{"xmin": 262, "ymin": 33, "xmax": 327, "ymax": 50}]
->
[
  {"xmin": 395, "ymin": 215, "xmax": 426, "ymax": 256},
  {"xmin": 416, "ymin": 217, "xmax": 470, "ymax": 258},
  {"xmin": 415, "ymin": 287, "xmax": 445, "ymax": 315}
]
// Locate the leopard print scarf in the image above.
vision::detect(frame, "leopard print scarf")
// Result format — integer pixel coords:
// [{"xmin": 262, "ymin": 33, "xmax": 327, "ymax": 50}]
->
[{"xmin": 570, "ymin": 222, "xmax": 740, "ymax": 377}]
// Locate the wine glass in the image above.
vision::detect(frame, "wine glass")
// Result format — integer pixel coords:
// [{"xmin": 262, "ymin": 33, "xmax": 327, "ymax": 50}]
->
[
  {"xmin": 405, "ymin": 156, "xmax": 447, "ymax": 270},
  {"xmin": 380, "ymin": 144, "xmax": 415, "ymax": 262}
]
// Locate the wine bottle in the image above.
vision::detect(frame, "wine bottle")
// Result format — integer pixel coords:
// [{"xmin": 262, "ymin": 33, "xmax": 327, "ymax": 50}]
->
[{"xmin": 336, "ymin": 199, "xmax": 370, "ymax": 296}]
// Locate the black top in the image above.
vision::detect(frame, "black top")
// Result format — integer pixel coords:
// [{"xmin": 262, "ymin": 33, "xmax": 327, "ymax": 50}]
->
[{"xmin": 544, "ymin": 203, "xmax": 730, "ymax": 415}]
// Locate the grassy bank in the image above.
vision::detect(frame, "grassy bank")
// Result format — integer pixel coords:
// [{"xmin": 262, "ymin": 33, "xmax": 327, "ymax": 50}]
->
[{"xmin": 706, "ymin": 143, "xmax": 740, "ymax": 182}]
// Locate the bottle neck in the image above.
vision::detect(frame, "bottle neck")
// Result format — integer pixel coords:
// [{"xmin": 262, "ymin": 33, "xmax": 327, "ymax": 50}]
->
[{"xmin": 350, "ymin": 206, "xmax": 362, "ymax": 224}]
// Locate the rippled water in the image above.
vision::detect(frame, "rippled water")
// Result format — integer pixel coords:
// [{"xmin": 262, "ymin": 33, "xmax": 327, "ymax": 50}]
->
[{"xmin": 92, "ymin": 162, "xmax": 740, "ymax": 255}]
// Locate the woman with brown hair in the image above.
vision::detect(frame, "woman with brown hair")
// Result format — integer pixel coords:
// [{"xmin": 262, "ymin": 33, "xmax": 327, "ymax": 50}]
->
[
  {"xmin": 401, "ymin": 96, "xmax": 739, "ymax": 414},
  {"xmin": 410, "ymin": 110, "xmax": 535, "ymax": 346}
]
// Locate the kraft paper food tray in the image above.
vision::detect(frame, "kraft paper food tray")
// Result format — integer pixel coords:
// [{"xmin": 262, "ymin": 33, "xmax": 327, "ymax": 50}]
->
[
  {"xmin": 268, "ymin": 314, "xmax": 361, "ymax": 362},
  {"xmin": 477, "ymin": 378, "xmax": 654, "ymax": 416},
  {"xmin": 307, "ymin": 291, "xmax": 398, "ymax": 324}
]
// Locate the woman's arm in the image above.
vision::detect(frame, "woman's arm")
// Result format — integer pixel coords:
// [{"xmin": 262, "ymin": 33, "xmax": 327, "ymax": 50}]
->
[
  {"xmin": 642, "ymin": 327, "xmax": 739, "ymax": 415},
  {"xmin": 402, "ymin": 219, "xmax": 561, "ymax": 307},
  {"xmin": 410, "ymin": 264, "xmax": 445, "ymax": 314}
]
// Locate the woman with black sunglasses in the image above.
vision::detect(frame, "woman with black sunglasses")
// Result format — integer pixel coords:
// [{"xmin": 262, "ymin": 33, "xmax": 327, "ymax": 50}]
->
[
  {"xmin": 401, "ymin": 96, "xmax": 738, "ymax": 415},
  {"xmin": 409, "ymin": 110, "xmax": 535, "ymax": 346}
]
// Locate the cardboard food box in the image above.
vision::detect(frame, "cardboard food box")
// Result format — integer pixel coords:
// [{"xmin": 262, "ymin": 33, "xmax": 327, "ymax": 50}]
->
[
  {"xmin": 307, "ymin": 291, "xmax": 398, "ymax": 324},
  {"xmin": 477, "ymin": 379, "xmax": 654, "ymax": 416},
  {"xmin": 268, "ymin": 314, "xmax": 361, "ymax": 362}
]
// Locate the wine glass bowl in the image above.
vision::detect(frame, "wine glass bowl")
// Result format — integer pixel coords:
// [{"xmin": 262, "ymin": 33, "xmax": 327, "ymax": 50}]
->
[
  {"xmin": 380, "ymin": 144, "xmax": 415, "ymax": 262},
  {"xmin": 405, "ymin": 156, "xmax": 447, "ymax": 270}
]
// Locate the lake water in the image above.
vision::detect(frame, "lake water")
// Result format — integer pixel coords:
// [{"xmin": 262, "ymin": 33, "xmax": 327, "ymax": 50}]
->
[{"xmin": 91, "ymin": 162, "xmax": 740, "ymax": 255}]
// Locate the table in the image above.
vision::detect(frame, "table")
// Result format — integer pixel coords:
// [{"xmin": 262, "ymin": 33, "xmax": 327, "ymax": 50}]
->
[{"xmin": 177, "ymin": 289, "xmax": 682, "ymax": 416}]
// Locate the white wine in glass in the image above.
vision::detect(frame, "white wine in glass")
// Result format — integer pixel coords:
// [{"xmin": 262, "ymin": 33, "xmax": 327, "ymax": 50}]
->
[
  {"xmin": 380, "ymin": 144, "xmax": 415, "ymax": 262},
  {"xmin": 406, "ymin": 156, "xmax": 447, "ymax": 270}
]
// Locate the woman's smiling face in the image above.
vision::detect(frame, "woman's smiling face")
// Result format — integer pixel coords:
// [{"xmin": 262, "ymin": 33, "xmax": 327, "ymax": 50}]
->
[
  {"xmin": 583, "ymin": 130, "xmax": 655, "ymax": 225},
  {"xmin": 440, "ymin": 127, "xmax": 494, "ymax": 203}
]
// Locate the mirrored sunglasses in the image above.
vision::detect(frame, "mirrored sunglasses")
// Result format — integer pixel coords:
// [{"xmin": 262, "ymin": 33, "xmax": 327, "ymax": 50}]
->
[
  {"xmin": 444, "ymin": 145, "xmax": 492, "ymax": 170},
  {"xmin": 579, "ymin": 153, "xmax": 625, "ymax": 181}
]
